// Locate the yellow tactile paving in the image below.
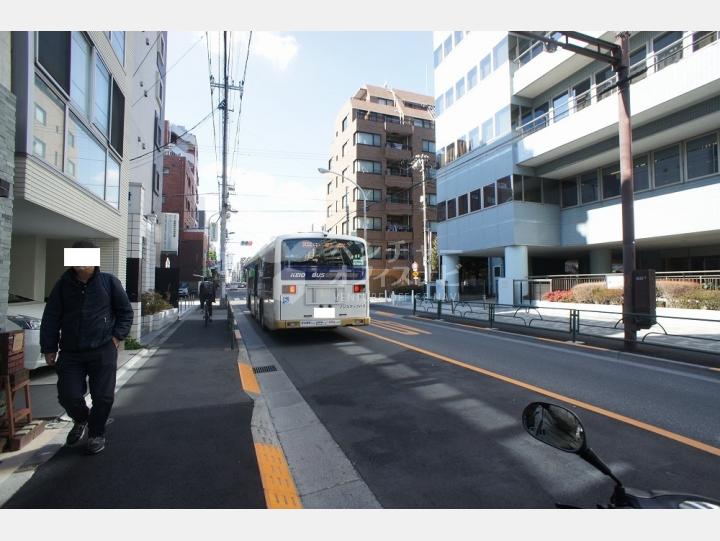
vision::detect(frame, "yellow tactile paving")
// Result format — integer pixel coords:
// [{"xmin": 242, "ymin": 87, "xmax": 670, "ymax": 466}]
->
[
  {"xmin": 254, "ymin": 443, "xmax": 303, "ymax": 509},
  {"xmin": 238, "ymin": 362, "xmax": 261, "ymax": 395}
]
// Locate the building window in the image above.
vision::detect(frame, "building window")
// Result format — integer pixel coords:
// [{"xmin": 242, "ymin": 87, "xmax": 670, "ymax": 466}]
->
[
  {"xmin": 457, "ymin": 135, "xmax": 467, "ymax": 158},
  {"xmin": 37, "ymin": 32, "xmax": 71, "ymax": 93},
  {"xmin": 447, "ymin": 198, "xmax": 457, "ymax": 219},
  {"xmin": 110, "ymin": 80, "xmax": 125, "ymax": 156},
  {"xmin": 561, "ymin": 178, "xmax": 578, "ymax": 208},
  {"xmin": 94, "ymin": 58, "xmax": 110, "ymax": 136},
  {"xmin": 495, "ymin": 107, "xmax": 510, "ymax": 137},
  {"xmin": 634, "ymin": 155, "xmax": 650, "ymax": 192},
  {"xmin": 468, "ymin": 127, "xmax": 480, "ymax": 151},
  {"xmin": 70, "ymin": 32, "xmax": 92, "ymax": 117},
  {"xmin": 444, "ymin": 35, "xmax": 452, "ymax": 57},
  {"xmin": 433, "ymin": 45, "xmax": 443, "ymax": 68},
  {"xmin": 467, "ymin": 66, "xmax": 478, "ymax": 90},
  {"xmin": 33, "ymin": 76, "xmax": 65, "ymax": 170},
  {"xmin": 355, "ymin": 132, "xmax": 381, "ymax": 146},
  {"xmin": 629, "ymin": 46, "xmax": 647, "ymax": 83},
  {"xmin": 580, "ymin": 171, "xmax": 599, "ymax": 203},
  {"xmin": 595, "ymin": 66, "xmax": 615, "ymax": 101},
  {"xmin": 106, "ymin": 155, "xmax": 120, "ymax": 208},
  {"xmin": 572, "ymin": 79, "xmax": 591, "ymax": 111},
  {"xmin": 421, "ymin": 140, "xmax": 435, "ymax": 153},
  {"xmin": 492, "ymin": 37, "xmax": 508, "ymax": 70},
  {"xmin": 653, "ymin": 145, "xmax": 681, "ymax": 187},
  {"xmin": 522, "ymin": 176, "xmax": 541, "ymax": 203},
  {"xmin": 444, "ymin": 87, "xmax": 454, "ymax": 109},
  {"xmin": 543, "ymin": 179, "xmax": 560, "ymax": 204},
  {"xmin": 497, "ymin": 176, "xmax": 513, "ymax": 204},
  {"xmin": 458, "ymin": 193, "xmax": 468, "ymax": 215},
  {"xmin": 341, "ymin": 115, "xmax": 348, "ymax": 132},
  {"xmin": 354, "ymin": 216, "xmax": 382, "ymax": 230},
  {"xmin": 693, "ymin": 31, "xmax": 717, "ymax": 51},
  {"xmin": 341, "ymin": 141, "xmax": 348, "ymax": 157},
  {"xmin": 437, "ymin": 201, "xmax": 446, "ymax": 221},
  {"xmin": 553, "ymin": 91, "xmax": 569, "ymax": 122},
  {"xmin": 456, "ymin": 77, "xmax": 465, "ymax": 100},
  {"xmin": 341, "ymin": 193, "xmax": 348, "ymax": 209},
  {"xmin": 481, "ymin": 118, "xmax": 493, "ymax": 143},
  {"xmin": 686, "ymin": 133, "xmax": 718, "ymax": 180},
  {"xmin": 326, "ymin": 205, "xmax": 331, "ymax": 217},
  {"xmin": 434, "ymin": 96, "xmax": 444, "ymax": 116},
  {"xmin": 327, "ymin": 181, "xmax": 332, "ymax": 194},
  {"xmin": 480, "ymin": 54, "xmax": 491, "ymax": 79},
  {"xmin": 445, "ymin": 142, "xmax": 456, "ymax": 163},
  {"xmin": 653, "ymin": 31, "xmax": 683, "ymax": 72},
  {"xmin": 156, "ymin": 72, "xmax": 164, "ymax": 104},
  {"xmin": 354, "ymin": 159, "xmax": 382, "ymax": 174},
  {"xmin": 355, "ymin": 188, "xmax": 382, "ymax": 203},
  {"xmin": 368, "ymin": 245, "xmax": 382, "ymax": 259},
  {"xmin": 110, "ymin": 31, "xmax": 125, "ymax": 65},
  {"xmin": 66, "ymin": 159, "xmax": 76, "ymax": 177},
  {"xmin": 602, "ymin": 164, "xmax": 621, "ymax": 199},
  {"xmin": 513, "ymin": 176, "xmax": 523, "ymax": 201},
  {"xmin": 454, "ymin": 31, "xmax": 463, "ymax": 46},
  {"xmin": 341, "ymin": 221, "xmax": 348, "ymax": 235},
  {"xmin": 533, "ymin": 103, "xmax": 549, "ymax": 129},
  {"xmin": 426, "ymin": 194, "xmax": 437, "ymax": 206},
  {"xmin": 482, "ymin": 183, "xmax": 496, "ymax": 208},
  {"xmin": 67, "ymin": 114, "xmax": 107, "ymax": 202},
  {"xmin": 470, "ymin": 189, "xmax": 481, "ymax": 211}
]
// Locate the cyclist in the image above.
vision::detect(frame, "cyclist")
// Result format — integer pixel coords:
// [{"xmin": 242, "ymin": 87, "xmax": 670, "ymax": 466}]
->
[{"xmin": 199, "ymin": 278, "xmax": 216, "ymax": 322}]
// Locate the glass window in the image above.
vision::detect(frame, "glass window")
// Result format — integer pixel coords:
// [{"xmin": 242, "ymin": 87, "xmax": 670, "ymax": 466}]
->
[
  {"xmin": 543, "ymin": 179, "xmax": 560, "ymax": 204},
  {"xmin": 686, "ymin": 134, "xmax": 718, "ymax": 179},
  {"xmin": 356, "ymin": 132, "xmax": 381, "ymax": 146},
  {"xmin": 106, "ymin": 155, "xmax": 120, "ymax": 208},
  {"xmin": 480, "ymin": 54, "xmax": 491, "ymax": 79},
  {"xmin": 94, "ymin": 58, "xmax": 110, "ymax": 136},
  {"xmin": 445, "ymin": 142, "xmax": 455, "ymax": 163},
  {"xmin": 633, "ymin": 155, "xmax": 650, "ymax": 192},
  {"xmin": 70, "ymin": 32, "xmax": 92, "ymax": 116},
  {"xmin": 457, "ymin": 135, "xmax": 467, "ymax": 157},
  {"xmin": 454, "ymin": 31, "xmax": 464, "ymax": 46},
  {"xmin": 693, "ymin": 31, "xmax": 717, "ymax": 51},
  {"xmin": 580, "ymin": 171, "xmax": 599, "ymax": 203},
  {"xmin": 437, "ymin": 201, "xmax": 446, "ymax": 221},
  {"xmin": 354, "ymin": 159, "xmax": 382, "ymax": 174},
  {"xmin": 602, "ymin": 163, "xmax": 621, "ymax": 199},
  {"xmin": 513, "ymin": 177, "xmax": 523, "ymax": 201},
  {"xmin": 456, "ymin": 78, "xmax": 465, "ymax": 100},
  {"xmin": 481, "ymin": 118, "xmax": 493, "ymax": 143},
  {"xmin": 444, "ymin": 35, "xmax": 453, "ymax": 56},
  {"xmin": 653, "ymin": 31, "xmax": 683, "ymax": 72},
  {"xmin": 533, "ymin": 103, "xmax": 548, "ymax": 129},
  {"xmin": 469, "ymin": 189, "xmax": 481, "ymax": 211},
  {"xmin": 434, "ymin": 96, "xmax": 444, "ymax": 116},
  {"xmin": 37, "ymin": 32, "xmax": 70, "ymax": 93},
  {"xmin": 497, "ymin": 176, "xmax": 513, "ymax": 204},
  {"xmin": 33, "ymin": 76, "xmax": 65, "ymax": 171},
  {"xmin": 653, "ymin": 145, "xmax": 681, "ymax": 187},
  {"xmin": 433, "ymin": 46, "xmax": 443, "ymax": 68},
  {"xmin": 524, "ymin": 176, "xmax": 542, "ymax": 203},
  {"xmin": 110, "ymin": 80, "xmax": 125, "ymax": 155},
  {"xmin": 553, "ymin": 91, "xmax": 569, "ymax": 122},
  {"xmin": 447, "ymin": 198, "xmax": 457, "ymax": 219},
  {"xmin": 110, "ymin": 31, "xmax": 125, "ymax": 65},
  {"xmin": 436, "ymin": 148, "xmax": 445, "ymax": 168},
  {"xmin": 341, "ymin": 115, "xmax": 348, "ymax": 131},
  {"xmin": 458, "ymin": 193, "xmax": 468, "ymax": 215},
  {"xmin": 492, "ymin": 37, "xmax": 508, "ymax": 70},
  {"xmin": 629, "ymin": 46, "xmax": 647, "ymax": 83},
  {"xmin": 355, "ymin": 216, "xmax": 382, "ymax": 231},
  {"xmin": 422, "ymin": 140, "xmax": 435, "ymax": 153},
  {"xmin": 572, "ymin": 79, "xmax": 591, "ymax": 112},
  {"xmin": 483, "ymin": 183, "xmax": 496, "ymax": 208},
  {"xmin": 468, "ymin": 127, "xmax": 480, "ymax": 151},
  {"xmin": 595, "ymin": 66, "xmax": 615, "ymax": 101},
  {"xmin": 561, "ymin": 178, "xmax": 578, "ymax": 207},
  {"xmin": 495, "ymin": 107, "xmax": 510, "ymax": 137},
  {"xmin": 67, "ymin": 114, "xmax": 106, "ymax": 200},
  {"xmin": 368, "ymin": 245, "xmax": 382, "ymax": 260},
  {"xmin": 444, "ymin": 87, "xmax": 454, "ymax": 109},
  {"xmin": 467, "ymin": 66, "xmax": 478, "ymax": 90}
]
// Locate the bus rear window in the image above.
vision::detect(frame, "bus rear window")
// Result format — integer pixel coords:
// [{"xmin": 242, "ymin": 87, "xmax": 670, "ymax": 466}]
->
[{"xmin": 281, "ymin": 238, "xmax": 366, "ymax": 268}]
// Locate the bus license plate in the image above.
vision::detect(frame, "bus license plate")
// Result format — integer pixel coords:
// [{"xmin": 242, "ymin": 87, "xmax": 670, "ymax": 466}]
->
[{"xmin": 300, "ymin": 319, "xmax": 341, "ymax": 327}]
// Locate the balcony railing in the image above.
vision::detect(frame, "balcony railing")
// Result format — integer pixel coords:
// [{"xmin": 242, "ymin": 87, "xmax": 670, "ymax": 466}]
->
[
  {"xmin": 386, "ymin": 168, "xmax": 411, "ymax": 177},
  {"xmin": 512, "ymin": 32, "xmax": 719, "ymax": 138}
]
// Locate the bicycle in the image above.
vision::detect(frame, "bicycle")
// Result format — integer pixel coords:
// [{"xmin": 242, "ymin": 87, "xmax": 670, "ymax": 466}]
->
[{"xmin": 203, "ymin": 299, "xmax": 212, "ymax": 327}]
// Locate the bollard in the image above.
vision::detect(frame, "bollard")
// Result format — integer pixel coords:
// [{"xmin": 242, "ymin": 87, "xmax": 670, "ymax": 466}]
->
[
  {"xmin": 489, "ymin": 304, "xmax": 495, "ymax": 328},
  {"xmin": 413, "ymin": 294, "xmax": 417, "ymax": 315},
  {"xmin": 437, "ymin": 300, "xmax": 442, "ymax": 319}
]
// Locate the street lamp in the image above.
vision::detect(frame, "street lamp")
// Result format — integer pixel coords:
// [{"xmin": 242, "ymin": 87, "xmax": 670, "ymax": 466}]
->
[{"xmin": 318, "ymin": 167, "xmax": 367, "ymax": 243}]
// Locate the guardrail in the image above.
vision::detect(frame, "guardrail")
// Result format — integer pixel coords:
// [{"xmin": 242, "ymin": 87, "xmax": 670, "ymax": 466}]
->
[
  {"xmin": 528, "ymin": 271, "xmax": 720, "ymax": 293},
  {"xmin": 394, "ymin": 296, "xmax": 720, "ymax": 356}
]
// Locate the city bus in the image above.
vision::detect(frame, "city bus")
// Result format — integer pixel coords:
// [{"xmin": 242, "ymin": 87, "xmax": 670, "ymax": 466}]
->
[{"xmin": 245, "ymin": 233, "xmax": 370, "ymax": 331}]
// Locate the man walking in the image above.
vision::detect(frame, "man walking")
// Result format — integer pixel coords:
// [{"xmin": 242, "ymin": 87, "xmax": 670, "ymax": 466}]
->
[{"xmin": 41, "ymin": 241, "xmax": 134, "ymax": 454}]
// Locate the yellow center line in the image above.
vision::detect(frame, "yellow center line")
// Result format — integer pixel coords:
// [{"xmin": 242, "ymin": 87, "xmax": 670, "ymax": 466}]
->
[
  {"xmin": 350, "ymin": 326, "xmax": 720, "ymax": 457},
  {"xmin": 373, "ymin": 310, "xmax": 397, "ymax": 317},
  {"xmin": 374, "ymin": 319, "xmax": 432, "ymax": 335},
  {"xmin": 371, "ymin": 321, "xmax": 417, "ymax": 335}
]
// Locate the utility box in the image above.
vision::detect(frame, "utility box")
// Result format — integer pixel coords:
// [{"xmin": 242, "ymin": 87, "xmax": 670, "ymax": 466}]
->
[{"xmin": 632, "ymin": 269, "xmax": 656, "ymax": 329}]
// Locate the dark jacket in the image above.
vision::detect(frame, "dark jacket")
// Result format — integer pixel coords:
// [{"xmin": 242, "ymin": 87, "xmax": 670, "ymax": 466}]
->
[
  {"xmin": 40, "ymin": 267, "xmax": 134, "ymax": 353},
  {"xmin": 199, "ymin": 280, "xmax": 216, "ymax": 301}
]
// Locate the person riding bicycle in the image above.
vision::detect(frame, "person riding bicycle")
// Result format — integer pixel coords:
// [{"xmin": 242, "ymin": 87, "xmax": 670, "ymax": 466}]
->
[{"xmin": 199, "ymin": 279, "xmax": 216, "ymax": 321}]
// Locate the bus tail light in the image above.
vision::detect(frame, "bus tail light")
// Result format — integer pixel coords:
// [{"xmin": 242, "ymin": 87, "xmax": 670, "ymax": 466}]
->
[
  {"xmin": 353, "ymin": 284, "xmax": 365, "ymax": 293},
  {"xmin": 282, "ymin": 284, "xmax": 297, "ymax": 294}
]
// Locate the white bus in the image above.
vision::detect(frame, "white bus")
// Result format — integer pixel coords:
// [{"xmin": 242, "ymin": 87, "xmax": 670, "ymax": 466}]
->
[{"xmin": 245, "ymin": 233, "xmax": 370, "ymax": 330}]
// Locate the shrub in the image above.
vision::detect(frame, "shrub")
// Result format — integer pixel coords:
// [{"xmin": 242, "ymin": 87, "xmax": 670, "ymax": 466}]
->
[
  {"xmin": 656, "ymin": 280, "xmax": 701, "ymax": 304},
  {"xmin": 591, "ymin": 288, "xmax": 623, "ymax": 305},
  {"xmin": 124, "ymin": 337, "xmax": 144, "ymax": 350},
  {"xmin": 571, "ymin": 282, "xmax": 605, "ymax": 303},
  {"xmin": 672, "ymin": 289, "xmax": 720, "ymax": 310},
  {"xmin": 141, "ymin": 291, "xmax": 173, "ymax": 316},
  {"xmin": 543, "ymin": 290, "xmax": 575, "ymax": 302}
]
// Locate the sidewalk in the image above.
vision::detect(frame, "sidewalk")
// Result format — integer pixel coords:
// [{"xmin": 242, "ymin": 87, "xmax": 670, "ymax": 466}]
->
[{"xmin": 1, "ymin": 306, "xmax": 265, "ymax": 508}]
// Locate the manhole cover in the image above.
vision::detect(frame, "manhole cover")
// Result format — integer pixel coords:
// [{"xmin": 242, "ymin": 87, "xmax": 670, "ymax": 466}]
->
[{"xmin": 253, "ymin": 365, "xmax": 278, "ymax": 374}]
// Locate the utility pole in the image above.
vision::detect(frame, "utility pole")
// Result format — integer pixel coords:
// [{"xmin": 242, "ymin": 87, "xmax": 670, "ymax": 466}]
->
[{"xmin": 412, "ymin": 154, "xmax": 430, "ymax": 296}]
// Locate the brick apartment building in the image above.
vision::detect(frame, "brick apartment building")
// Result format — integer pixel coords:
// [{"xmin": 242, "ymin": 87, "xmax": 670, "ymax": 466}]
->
[{"xmin": 324, "ymin": 85, "xmax": 437, "ymax": 294}]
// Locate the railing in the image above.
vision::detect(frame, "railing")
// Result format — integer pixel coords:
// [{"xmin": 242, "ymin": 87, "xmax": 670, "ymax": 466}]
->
[
  {"xmin": 513, "ymin": 279, "xmax": 552, "ymax": 305},
  {"xmin": 513, "ymin": 32, "xmax": 719, "ymax": 138},
  {"xmin": 385, "ymin": 142, "xmax": 411, "ymax": 151},
  {"xmin": 528, "ymin": 271, "xmax": 720, "ymax": 292},
  {"xmin": 386, "ymin": 168, "xmax": 411, "ymax": 177}
]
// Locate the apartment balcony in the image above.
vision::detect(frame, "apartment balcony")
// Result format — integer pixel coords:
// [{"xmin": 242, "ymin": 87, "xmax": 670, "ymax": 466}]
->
[
  {"xmin": 384, "ymin": 142, "xmax": 412, "ymax": 161},
  {"xmin": 385, "ymin": 230, "xmax": 413, "ymax": 242},
  {"xmin": 516, "ymin": 36, "xmax": 720, "ymax": 173},
  {"xmin": 511, "ymin": 32, "xmax": 615, "ymax": 98},
  {"xmin": 384, "ymin": 119, "xmax": 413, "ymax": 136},
  {"xmin": 385, "ymin": 201, "xmax": 412, "ymax": 213},
  {"xmin": 384, "ymin": 170, "xmax": 413, "ymax": 188}
]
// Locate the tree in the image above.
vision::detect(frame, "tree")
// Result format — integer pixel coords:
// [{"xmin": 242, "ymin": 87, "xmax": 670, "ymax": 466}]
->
[{"xmin": 430, "ymin": 236, "xmax": 438, "ymax": 280}]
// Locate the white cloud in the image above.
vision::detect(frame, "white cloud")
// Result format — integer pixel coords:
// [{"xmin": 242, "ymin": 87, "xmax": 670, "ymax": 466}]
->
[{"xmin": 197, "ymin": 31, "xmax": 299, "ymax": 72}]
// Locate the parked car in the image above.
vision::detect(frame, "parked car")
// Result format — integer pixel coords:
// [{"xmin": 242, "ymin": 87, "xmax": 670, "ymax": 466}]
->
[
  {"xmin": 6, "ymin": 301, "xmax": 46, "ymax": 371},
  {"xmin": 178, "ymin": 282, "xmax": 189, "ymax": 297}
]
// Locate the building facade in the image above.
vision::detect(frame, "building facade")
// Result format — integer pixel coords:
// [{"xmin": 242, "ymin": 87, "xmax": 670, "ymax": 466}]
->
[
  {"xmin": 9, "ymin": 31, "xmax": 134, "ymax": 304},
  {"xmin": 0, "ymin": 32, "xmax": 16, "ymax": 330},
  {"xmin": 433, "ymin": 31, "xmax": 720, "ymax": 303},
  {"xmin": 324, "ymin": 85, "xmax": 437, "ymax": 294}
]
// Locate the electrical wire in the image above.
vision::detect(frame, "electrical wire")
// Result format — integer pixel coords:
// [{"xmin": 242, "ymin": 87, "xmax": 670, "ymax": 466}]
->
[
  {"xmin": 132, "ymin": 32, "xmax": 163, "ymax": 77},
  {"xmin": 229, "ymin": 31, "xmax": 253, "ymax": 184}
]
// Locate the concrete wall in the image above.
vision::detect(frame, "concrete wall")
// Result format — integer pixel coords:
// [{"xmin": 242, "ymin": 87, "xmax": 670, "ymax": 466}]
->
[
  {"xmin": 0, "ymin": 32, "xmax": 15, "ymax": 329},
  {"xmin": 9, "ymin": 236, "xmax": 46, "ymax": 301}
]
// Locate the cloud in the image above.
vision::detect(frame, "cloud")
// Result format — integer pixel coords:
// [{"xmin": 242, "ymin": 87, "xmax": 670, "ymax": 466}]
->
[{"xmin": 197, "ymin": 31, "xmax": 299, "ymax": 72}]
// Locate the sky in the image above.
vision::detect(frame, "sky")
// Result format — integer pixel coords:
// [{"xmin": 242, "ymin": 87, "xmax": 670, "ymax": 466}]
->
[{"xmin": 164, "ymin": 31, "xmax": 434, "ymax": 263}]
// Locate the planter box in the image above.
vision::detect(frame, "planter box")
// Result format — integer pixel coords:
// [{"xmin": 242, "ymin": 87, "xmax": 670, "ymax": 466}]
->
[{"xmin": 141, "ymin": 307, "xmax": 179, "ymax": 334}]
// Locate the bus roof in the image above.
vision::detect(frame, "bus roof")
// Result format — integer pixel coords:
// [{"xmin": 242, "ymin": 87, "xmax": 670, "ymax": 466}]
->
[{"xmin": 246, "ymin": 233, "xmax": 366, "ymax": 263}]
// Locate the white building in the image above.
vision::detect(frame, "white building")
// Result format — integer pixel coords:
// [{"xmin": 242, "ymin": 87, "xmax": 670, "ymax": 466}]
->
[{"xmin": 432, "ymin": 31, "xmax": 720, "ymax": 303}]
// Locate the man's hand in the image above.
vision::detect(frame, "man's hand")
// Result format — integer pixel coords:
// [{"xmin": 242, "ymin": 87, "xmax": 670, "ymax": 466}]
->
[
  {"xmin": 44, "ymin": 352, "xmax": 57, "ymax": 366},
  {"xmin": 112, "ymin": 337, "xmax": 120, "ymax": 349}
]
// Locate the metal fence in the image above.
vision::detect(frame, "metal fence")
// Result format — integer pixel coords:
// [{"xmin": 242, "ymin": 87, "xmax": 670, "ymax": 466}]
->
[{"xmin": 528, "ymin": 271, "xmax": 720, "ymax": 294}]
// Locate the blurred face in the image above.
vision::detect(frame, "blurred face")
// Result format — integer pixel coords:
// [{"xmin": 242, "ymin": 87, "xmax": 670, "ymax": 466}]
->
[{"xmin": 73, "ymin": 265, "xmax": 95, "ymax": 276}]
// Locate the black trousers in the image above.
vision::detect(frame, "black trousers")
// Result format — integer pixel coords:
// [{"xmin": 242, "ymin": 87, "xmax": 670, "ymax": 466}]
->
[{"xmin": 56, "ymin": 340, "xmax": 118, "ymax": 437}]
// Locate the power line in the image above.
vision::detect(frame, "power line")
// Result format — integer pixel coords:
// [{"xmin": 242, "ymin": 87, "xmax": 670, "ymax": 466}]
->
[
  {"xmin": 132, "ymin": 32, "xmax": 163, "ymax": 77},
  {"xmin": 229, "ymin": 31, "xmax": 253, "ymax": 184},
  {"xmin": 205, "ymin": 32, "xmax": 221, "ymax": 189}
]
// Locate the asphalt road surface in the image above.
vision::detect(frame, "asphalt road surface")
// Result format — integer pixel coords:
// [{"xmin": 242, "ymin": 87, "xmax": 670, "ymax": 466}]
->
[{"xmin": 231, "ymin": 290, "xmax": 720, "ymax": 508}]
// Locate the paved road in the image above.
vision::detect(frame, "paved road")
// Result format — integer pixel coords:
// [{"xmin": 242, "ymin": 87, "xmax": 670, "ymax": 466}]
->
[
  {"xmin": 3, "ymin": 309, "xmax": 265, "ymax": 509},
  {"xmin": 233, "ymin": 291, "xmax": 720, "ymax": 508}
]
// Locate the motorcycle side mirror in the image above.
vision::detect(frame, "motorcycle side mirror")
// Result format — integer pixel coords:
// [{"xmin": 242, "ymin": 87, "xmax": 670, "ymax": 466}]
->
[{"xmin": 522, "ymin": 402, "xmax": 586, "ymax": 453}]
